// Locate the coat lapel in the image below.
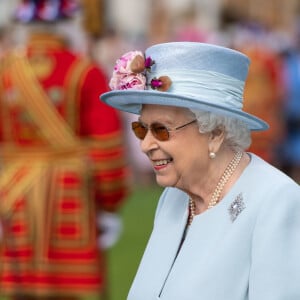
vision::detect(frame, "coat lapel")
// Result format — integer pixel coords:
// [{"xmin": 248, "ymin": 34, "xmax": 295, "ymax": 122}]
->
[{"xmin": 128, "ymin": 188, "xmax": 189, "ymax": 300}]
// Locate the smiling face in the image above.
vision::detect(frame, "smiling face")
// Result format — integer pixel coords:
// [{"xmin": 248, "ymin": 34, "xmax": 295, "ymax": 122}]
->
[{"xmin": 138, "ymin": 104, "xmax": 212, "ymax": 191}]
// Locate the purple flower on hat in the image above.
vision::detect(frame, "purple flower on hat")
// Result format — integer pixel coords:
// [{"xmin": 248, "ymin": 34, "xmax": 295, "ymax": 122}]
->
[
  {"xmin": 144, "ymin": 56, "xmax": 155, "ymax": 70},
  {"xmin": 150, "ymin": 76, "xmax": 172, "ymax": 92}
]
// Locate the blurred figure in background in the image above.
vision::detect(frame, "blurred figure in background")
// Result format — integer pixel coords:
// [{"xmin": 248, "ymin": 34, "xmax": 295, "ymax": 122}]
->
[
  {"xmin": 0, "ymin": 26, "xmax": 13, "ymax": 56},
  {"xmin": 172, "ymin": 7, "xmax": 210, "ymax": 43},
  {"xmin": 218, "ymin": 9, "xmax": 286, "ymax": 166},
  {"xmin": 0, "ymin": 23, "xmax": 14, "ymax": 276},
  {"xmin": 280, "ymin": 20, "xmax": 300, "ymax": 183},
  {"xmin": 0, "ymin": 0, "xmax": 130, "ymax": 299},
  {"xmin": 240, "ymin": 38, "xmax": 285, "ymax": 166},
  {"xmin": 146, "ymin": 0, "xmax": 172, "ymax": 46}
]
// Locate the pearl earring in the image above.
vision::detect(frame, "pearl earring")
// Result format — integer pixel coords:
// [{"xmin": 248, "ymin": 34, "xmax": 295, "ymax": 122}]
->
[{"xmin": 209, "ymin": 152, "xmax": 216, "ymax": 159}]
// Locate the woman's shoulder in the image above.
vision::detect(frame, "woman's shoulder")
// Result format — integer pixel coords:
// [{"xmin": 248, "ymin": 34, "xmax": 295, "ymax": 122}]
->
[
  {"xmin": 247, "ymin": 153, "xmax": 299, "ymax": 189},
  {"xmin": 245, "ymin": 153, "xmax": 300, "ymax": 211}
]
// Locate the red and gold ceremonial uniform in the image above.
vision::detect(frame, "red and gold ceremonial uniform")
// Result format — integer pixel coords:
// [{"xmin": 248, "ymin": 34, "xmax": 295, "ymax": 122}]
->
[{"xmin": 0, "ymin": 33, "xmax": 130, "ymax": 298}]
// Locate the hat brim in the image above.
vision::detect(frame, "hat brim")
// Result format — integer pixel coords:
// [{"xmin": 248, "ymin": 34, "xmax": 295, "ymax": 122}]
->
[{"xmin": 100, "ymin": 90, "xmax": 269, "ymax": 131}]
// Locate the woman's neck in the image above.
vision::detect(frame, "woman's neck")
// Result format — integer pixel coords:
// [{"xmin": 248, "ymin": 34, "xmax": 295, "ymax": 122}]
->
[{"xmin": 187, "ymin": 150, "xmax": 250, "ymax": 214}]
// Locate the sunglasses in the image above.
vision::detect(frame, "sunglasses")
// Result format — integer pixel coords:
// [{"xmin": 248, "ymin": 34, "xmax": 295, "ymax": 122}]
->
[{"xmin": 131, "ymin": 119, "xmax": 197, "ymax": 141}]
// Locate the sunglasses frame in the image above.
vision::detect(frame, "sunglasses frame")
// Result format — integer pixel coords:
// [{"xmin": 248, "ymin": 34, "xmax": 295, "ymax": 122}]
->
[{"xmin": 131, "ymin": 119, "xmax": 197, "ymax": 141}]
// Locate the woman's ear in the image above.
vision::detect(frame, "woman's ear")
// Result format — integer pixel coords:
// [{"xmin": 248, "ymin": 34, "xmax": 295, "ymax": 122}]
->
[{"xmin": 208, "ymin": 126, "xmax": 225, "ymax": 153}]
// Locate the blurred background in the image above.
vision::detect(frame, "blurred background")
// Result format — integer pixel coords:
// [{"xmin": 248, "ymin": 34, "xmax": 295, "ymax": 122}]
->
[{"xmin": 1, "ymin": 0, "xmax": 300, "ymax": 299}]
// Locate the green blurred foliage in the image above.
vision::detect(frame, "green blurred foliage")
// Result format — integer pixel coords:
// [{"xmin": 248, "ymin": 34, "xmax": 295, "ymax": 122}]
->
[{"xmin": 107, "ymin": 184, "xmax": 163, "ymax": 300}]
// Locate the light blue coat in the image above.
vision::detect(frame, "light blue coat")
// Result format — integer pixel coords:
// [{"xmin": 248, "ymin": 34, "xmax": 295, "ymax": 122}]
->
[{"xmin": 128, "ymin": 154, "xmax": 300, "ymax": 300}]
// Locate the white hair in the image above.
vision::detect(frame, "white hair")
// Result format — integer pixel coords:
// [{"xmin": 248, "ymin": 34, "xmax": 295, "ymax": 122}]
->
[{"xmin": 189, "ymin": 109, "xmax": 252, "ymax": 151}]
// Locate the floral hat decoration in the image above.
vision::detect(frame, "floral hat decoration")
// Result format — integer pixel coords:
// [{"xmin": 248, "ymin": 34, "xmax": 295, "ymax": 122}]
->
[
  {"xmin": 109, "ymin": 50, "xmax": 172, "ymax": 92},
  {"xmin": 100, "ymin": 42, "xmax": 269, "ymax": 131}
]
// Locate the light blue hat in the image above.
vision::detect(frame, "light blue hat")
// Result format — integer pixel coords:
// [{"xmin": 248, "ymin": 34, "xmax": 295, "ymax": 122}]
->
[{"xmin": 100, "ymin": 42, "xmax": 268, "ymax": 131}]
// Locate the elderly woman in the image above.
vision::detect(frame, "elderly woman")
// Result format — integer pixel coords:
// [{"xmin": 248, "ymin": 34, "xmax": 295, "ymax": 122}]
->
[{"xmin": 101, "ymin": 42, "xmax": 300, "ymax": 300}]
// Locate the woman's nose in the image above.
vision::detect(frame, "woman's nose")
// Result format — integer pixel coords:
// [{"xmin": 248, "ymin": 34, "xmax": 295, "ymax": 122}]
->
[{"xmin": 140, "ymin": 129, "xmax": 158, "ymax": 153}]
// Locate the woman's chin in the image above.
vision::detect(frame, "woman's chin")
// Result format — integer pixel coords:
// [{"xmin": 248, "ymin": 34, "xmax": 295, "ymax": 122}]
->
[{"xmin": 155, "ymin": 175, "xmax": 176, "ymax": 188}]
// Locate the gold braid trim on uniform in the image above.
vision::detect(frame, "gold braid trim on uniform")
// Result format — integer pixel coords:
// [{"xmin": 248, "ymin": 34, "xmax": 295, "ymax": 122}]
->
[
  {"xmin": 9, "ymin": 49, "xmax": 79, "ymax": 148},
  {"xmin": 0, "ymin": 50, "xmax": 90, "ymax": 262},
  {"xmin": 64, "ymin": 57, "xmax": 91, "ymax": 132}
]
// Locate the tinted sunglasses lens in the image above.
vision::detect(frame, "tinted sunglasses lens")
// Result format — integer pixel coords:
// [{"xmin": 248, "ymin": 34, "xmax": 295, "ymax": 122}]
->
[
  {"xmin": 151, "ymin": 123, "xmax": 169, "ymax": 141},
  {"xmin": 131, "ymin": 122, "xmax": 147, "ymax": 139}
]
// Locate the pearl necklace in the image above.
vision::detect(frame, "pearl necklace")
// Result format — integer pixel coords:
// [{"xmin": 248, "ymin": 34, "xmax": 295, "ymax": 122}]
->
[
  {"xmin": 188, "ymin": 151, "xmax": 243, "ymax": 224},
  {"xmin": 208, "ymin": 151, "xmax": 243, "ymax": 208},
  {"xmin": 188, "ymin": 197, "xmax": 196, "ymax": 225}
]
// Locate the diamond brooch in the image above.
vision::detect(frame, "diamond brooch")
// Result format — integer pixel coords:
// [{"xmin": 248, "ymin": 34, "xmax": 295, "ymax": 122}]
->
[{"xmin": 228, "ymin": 193, "xmax": 245, "ymax": 222}]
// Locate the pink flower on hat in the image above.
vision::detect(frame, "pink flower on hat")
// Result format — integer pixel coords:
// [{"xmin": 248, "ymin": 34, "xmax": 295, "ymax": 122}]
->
[
  {"xmin": 109, "ymin": 50, "xmax": 172, "ymax": 92},
  {"xmin": 109, "ymin": 72, "xmax": 146, "ymax": 91},
  {"xmin": 114, "ymin": 51, "xmax": 144, "ymax": 74},
  {"xmin": 109, "ymin": 51, "xmax": 153, "ymax": 91}
]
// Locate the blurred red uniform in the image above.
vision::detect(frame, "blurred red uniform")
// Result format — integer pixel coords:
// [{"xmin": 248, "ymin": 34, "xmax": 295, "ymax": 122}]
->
[
  {"xmin": 0, "ymin": 1, "xmax": 130, "ymax": 299},
  {"xmin": 241, "ymin": 45, "xmax": 285, "ymax": 165}
]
